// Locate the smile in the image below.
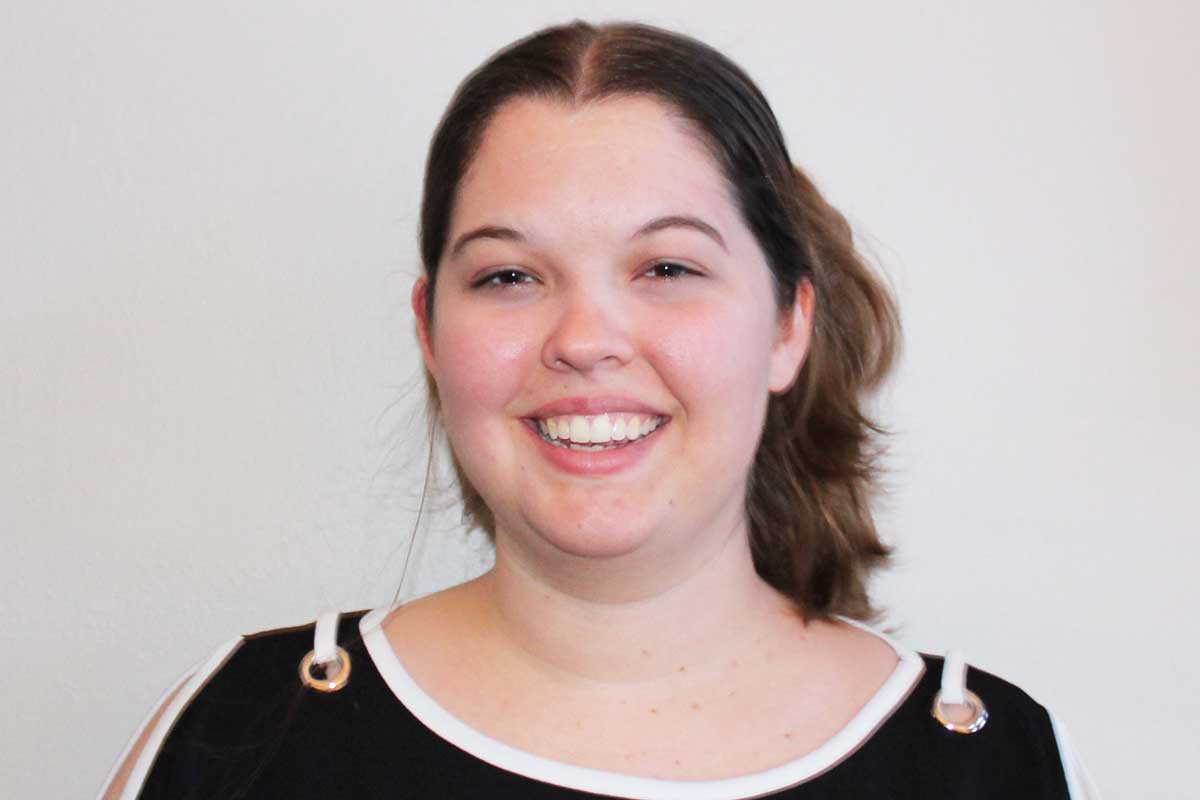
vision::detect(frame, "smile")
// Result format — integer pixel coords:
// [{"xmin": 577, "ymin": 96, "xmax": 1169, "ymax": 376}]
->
[{"xmin": 532, "ymin": 413, "xmax": 668, "ymax": 451}]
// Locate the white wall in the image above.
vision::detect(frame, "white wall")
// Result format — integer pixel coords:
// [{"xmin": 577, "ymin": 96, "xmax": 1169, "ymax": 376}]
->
[{"xmin": 3, "ymin": 2, "xmax": 1196, "ymax": 797}]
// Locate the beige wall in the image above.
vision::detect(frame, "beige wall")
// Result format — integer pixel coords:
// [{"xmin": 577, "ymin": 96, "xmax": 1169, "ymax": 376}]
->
[{"xmin": 3, "ymin": 2, "xmax": 1196, "ymax": 797}]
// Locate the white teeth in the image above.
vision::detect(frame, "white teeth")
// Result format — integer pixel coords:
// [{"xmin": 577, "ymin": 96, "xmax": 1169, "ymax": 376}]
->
[
  {"xmin": 570, "ymin": 416, "xmax": 590, "ymax": 443},
  {"xmin": 589, "ymin": 414, "xmax": 612, "ymax": 443},
  {"xmin": 534, "ymin": 413, "xmax": 666, "ymax": 449}
]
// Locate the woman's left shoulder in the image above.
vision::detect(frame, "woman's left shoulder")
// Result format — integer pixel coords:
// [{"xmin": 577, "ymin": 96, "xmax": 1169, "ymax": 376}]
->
[
  {"xmin": 893, "ymin": 649, "xmax": 1101, "ymax": 799},
  {"xmin": 827, "ymin": 616, "xmax": 1099, "ymax": 798}
]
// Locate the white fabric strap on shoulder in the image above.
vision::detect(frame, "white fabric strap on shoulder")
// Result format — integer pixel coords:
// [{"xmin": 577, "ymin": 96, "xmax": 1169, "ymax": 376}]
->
[
  {"xmin": 312, "ymin": 611, "xmax": 341, "ymax": 666},
  {"xmin": 931, "ymin": 648, "xmax": 988, "ymax": 734},
  {"xmin": 940, "ymin": 649, "xmax": 968, "ymax": 705}
]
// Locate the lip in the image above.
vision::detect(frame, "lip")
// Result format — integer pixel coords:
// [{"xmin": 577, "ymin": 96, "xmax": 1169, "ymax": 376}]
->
[
  {"xmin": 521, "ymin": 417, "xmax": 667, "ymax": 477},
  {"xmin": 524, "ymin": 396, "xmax": 669, "ymax": 419}
]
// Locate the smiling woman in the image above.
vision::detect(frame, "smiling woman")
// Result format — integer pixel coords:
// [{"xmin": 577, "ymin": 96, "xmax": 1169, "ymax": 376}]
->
[
  {"xmin": 99, "ymin": 20, "xmax": 1098, "ymax": 800},
  {"xmin": 415, "ymin": 92, "xmax": 818, "ymax": 573}
]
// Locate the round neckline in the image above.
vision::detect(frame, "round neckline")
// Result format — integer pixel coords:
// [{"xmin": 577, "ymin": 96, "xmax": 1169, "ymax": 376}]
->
[{"xmin": 359, "ymin": 606, "xmax": 925, "ymax": 800}]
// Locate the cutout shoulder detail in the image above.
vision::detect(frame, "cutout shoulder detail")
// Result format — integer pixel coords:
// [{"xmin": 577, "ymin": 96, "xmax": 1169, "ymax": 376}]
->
[
  {"xmin": 1050, "ymin": 712, "xmax": 1103, "ymax": 799},
  {"xmin": 96, "ymin": 637, "xmax": 243, "ymax": 800}
]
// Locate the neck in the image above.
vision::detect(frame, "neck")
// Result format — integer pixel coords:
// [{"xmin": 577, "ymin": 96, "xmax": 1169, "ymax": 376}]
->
[{"xmin": 466, "ymin": 518, "xmax": 800, "ymax": 687}]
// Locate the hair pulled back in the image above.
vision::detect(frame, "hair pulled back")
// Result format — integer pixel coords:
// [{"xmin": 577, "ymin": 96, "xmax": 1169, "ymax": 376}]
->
[{"xmin": 418, "ymin": 20, "xmax": 900, "ymax": 622}]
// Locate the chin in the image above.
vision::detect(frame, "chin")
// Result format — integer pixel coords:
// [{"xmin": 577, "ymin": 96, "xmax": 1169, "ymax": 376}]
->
[
  {"xmin": 544, "ymin": 529, "xmax": 653, "ymax": 560},
  {"xmin": 522, "ymin": 507, "xmax": 663, "ymax": 561}
]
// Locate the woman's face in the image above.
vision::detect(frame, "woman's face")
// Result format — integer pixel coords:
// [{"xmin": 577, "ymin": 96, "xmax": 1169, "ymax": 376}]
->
[{"xmin": 414, "ymin": 95, "xmax": 812, "ymax": 578}]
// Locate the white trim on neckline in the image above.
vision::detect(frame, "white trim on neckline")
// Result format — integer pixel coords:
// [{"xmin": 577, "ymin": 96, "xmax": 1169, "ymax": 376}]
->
[{"xmin": 359, "ymin": 606, "xmax": 925, "ymax": 800}]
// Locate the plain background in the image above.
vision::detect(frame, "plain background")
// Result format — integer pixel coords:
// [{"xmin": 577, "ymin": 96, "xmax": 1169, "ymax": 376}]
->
[{"xmin": 3, "ymin": 2, "xmax": 1197, "ymax": 797}]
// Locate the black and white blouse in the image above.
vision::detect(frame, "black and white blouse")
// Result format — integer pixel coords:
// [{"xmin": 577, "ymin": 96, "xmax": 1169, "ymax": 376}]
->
[{"xmin": 100, "ymin": 609, "xmax": 1099, "ymax": 799}]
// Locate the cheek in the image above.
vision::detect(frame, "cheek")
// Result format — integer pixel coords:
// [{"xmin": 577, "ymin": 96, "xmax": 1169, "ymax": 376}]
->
[
  {"xmin": 430, "ymin": 309, "xmax": 536, "ymax": 423},
  {"xmin": 650, "ymin": 299, "xmax": 776, "ymax": 405},
  {"xmin": 647, "ymin": 295, "xmax": 777, "ymax": 483}
]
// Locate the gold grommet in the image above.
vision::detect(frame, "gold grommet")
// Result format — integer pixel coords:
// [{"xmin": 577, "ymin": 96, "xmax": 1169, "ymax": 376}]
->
[
  {"xmin": 300, "ymin": 647, "xmax": 352, "ymax": 692},
  {"xmin": 931, "ymin": 688, "xmax": 988, "ymax": 733}
]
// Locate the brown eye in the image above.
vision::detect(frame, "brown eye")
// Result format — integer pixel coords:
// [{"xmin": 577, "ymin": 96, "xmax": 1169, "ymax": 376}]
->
[
  {"xmin": 473, "ymin": 268, "xmax": 535, "ymax": 288},
  {"xmin": 643, "ymin": 261, "xmax": 698, "ymax": 280}
]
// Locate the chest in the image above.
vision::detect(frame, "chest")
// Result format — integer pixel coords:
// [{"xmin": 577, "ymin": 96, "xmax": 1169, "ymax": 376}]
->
[{"xmin": 426, "ymin": 654, "xmax": 888, "ymax": 780}]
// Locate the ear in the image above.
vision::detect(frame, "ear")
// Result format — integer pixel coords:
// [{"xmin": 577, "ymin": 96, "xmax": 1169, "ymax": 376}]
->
[
  {"xmin": 411, "ymin": 276, "xmax": 436, "ymax": 375},
  {"xmin": 768, "ymin": 278, "xmax": 815, "ymax": 394}
]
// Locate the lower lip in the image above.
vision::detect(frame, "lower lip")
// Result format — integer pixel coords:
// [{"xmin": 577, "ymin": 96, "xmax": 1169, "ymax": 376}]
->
[{"xmin": 522, "ymin": 419, "xmax": 667, "ymax": 477}]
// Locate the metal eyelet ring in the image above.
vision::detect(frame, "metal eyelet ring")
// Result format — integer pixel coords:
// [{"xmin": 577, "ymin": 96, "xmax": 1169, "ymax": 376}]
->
[
  {"xmin": 931, "ymin": 688, "xmax": 988, "ymax": 734},
  {"xmin": 299, "ymin": 647, "xmax": 352, "ymax": 692}
]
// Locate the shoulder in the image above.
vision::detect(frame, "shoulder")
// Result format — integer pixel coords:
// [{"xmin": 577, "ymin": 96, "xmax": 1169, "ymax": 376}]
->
[
  {"xmin": 101, "ymin": 610, "xmax": 400, "ymax": 800},
  {"xmin": 834, "ymin": 648, "xmax": 1094, "ymax": 799},
  {"xmin": 160, "ymin": 610, "xmax": 372, "ymax": 714},
  {"xmin": 211, "ymin": 610, "xmax": 371, "ymax": 692},
  {"xmin": 918, "ymin": 653, "xmax": 1059, "ymax": 744},
  {"xmin": 913, "ymin": 654, "xmax": 1098, "ymax": 799}
]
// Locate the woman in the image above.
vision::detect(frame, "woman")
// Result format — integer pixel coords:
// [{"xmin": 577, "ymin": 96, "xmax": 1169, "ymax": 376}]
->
[{"xmin": 101, "ymin": 20, "xmax": 1097, "ymax": 799}]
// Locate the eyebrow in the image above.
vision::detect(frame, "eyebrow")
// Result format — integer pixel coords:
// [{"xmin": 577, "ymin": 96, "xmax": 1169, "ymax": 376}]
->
[
  {"xmin": 447, "ymin": 214, "xmax": 728, "ymax": 258},
  {"xmin": 633, "ymin": 215, "xmax": 727, "ymax": 252}
]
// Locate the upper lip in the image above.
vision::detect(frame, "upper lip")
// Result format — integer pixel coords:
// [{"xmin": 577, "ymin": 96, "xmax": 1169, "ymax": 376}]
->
[{"xmin": 525, "ymin": 396, "xmax": 669, "ymax": 419}]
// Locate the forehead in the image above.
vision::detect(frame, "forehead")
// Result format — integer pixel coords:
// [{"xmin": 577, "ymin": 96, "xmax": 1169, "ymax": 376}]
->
[{"xmin": 452, "ymin": 95, "xmax": 739, "ymax": 240}]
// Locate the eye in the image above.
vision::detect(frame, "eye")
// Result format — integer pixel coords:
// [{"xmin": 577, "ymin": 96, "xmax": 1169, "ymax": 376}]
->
[
  {"xmin": 472, "ymin": 268, "xmax": 536, "ymax": 289},
  {"xmin": 643, "ymin": 261, "xmax": 700, "ymax": 280}
]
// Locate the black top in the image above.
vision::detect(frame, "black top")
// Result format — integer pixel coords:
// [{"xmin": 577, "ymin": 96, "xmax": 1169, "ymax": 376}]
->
[{"xmin": 134, "ymin": 611, "xmax": 1074, "ymax": 799}]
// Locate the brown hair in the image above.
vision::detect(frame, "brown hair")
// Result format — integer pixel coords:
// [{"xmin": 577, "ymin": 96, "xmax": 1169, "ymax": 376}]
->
[{"xmin": 416, "ymin": 20, "xmax": 900, "ymax": 621}]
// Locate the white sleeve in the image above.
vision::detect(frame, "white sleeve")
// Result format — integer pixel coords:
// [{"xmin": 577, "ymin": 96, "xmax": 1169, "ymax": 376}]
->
[
  {"xmin": 95, "ymin": 637, "xmax": 243, "ymax": 800},
  {"xmin": 1049, "ymin": 711, "xmax": 1102, "ymax": 800}
]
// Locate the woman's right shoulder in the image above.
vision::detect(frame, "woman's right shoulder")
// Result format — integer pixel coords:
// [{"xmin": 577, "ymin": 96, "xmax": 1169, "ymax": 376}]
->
[{"xmin": 97, "ymin": 611, "xmax": 371, "ymax": 800}]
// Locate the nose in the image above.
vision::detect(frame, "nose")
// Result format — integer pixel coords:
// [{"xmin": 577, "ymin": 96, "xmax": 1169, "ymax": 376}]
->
[{"xmin": 541, "ymin": 287, "xmax": 635, "ymax": 374}]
